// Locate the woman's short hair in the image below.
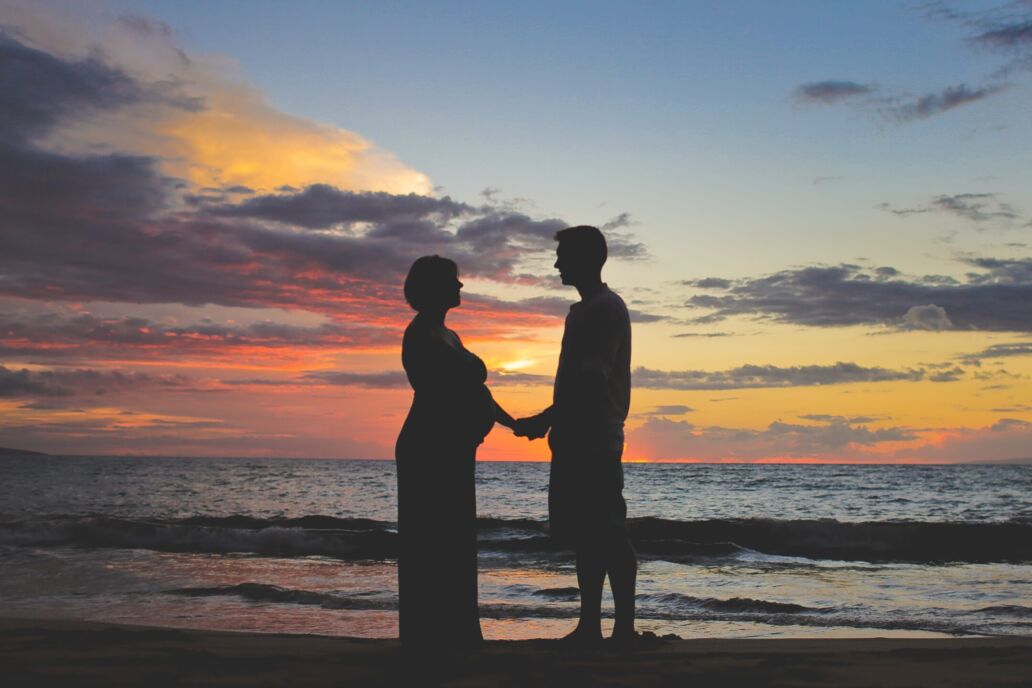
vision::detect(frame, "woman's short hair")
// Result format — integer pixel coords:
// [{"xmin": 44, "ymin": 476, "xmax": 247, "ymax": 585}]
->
[{"xmin": 404, "ymin": 255, "xmax": 458, "ymax": 312}]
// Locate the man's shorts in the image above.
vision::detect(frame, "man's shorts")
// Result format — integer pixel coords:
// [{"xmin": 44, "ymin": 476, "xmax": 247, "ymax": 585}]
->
[{"xmin": 547, "ymin": 442, "xmax": 627, "ymax": 548}]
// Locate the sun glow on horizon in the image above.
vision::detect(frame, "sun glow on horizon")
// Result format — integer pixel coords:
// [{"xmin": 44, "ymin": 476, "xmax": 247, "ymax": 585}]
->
[{"xmin": 499, "ymin": 359, "xmax": 536, "ymax": 371}]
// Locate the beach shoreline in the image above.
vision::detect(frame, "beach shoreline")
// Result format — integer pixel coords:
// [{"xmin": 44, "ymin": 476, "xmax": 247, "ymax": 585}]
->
[{"xmin": 3, "ymin": 616, "xmax": 1030, "ymax": 687}]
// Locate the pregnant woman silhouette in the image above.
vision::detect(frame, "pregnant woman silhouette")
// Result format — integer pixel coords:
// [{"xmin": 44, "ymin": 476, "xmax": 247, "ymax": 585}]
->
[{"xmin": 395, "ymin": 255, "xmax": 517, "ymax": 652}]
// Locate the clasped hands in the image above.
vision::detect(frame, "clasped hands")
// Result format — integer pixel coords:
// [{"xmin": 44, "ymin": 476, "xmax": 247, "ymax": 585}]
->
[{"xmin": 511, "ymin": 413, "xmax": 550, "ymax": 440}]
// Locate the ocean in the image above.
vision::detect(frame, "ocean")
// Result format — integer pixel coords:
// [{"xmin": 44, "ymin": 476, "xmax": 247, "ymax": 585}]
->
[{"xmin": 0, "ymin": 455, "xmax": 1029, "ymax": 640}]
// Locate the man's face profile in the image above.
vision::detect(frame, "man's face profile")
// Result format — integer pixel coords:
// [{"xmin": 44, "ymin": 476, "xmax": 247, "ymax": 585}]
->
[
  {"xmin": 554, "ymin": 242, "xmax": 578, "ymax": 285},
  {"xmin": 554, "ymin": 240, "xmax": 601, "ymax": 287}
]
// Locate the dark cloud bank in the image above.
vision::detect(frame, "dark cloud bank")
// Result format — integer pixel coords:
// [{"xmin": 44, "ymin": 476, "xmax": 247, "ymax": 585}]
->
[
  {"xmin": 0, "ymin": 31, "xmax": 646, "ymax": 334},
  {"xmin": 794, "ymin": 80, "xmax": 875, "ymax": 104},
  {"xmin": 269, "ymin": 360, "xmax": 963, "ymax": 392},
  {"xmin": 795, "ymin": 77, "xmax": 1006, "ymax": 123},
  {"xmin": 959, "ymin": 341, "xmax": 1032, "ymax": 364},
  {"xmin": 634, "ymin": 361, "xmax": 961, "ymax": 391},
  {"xmin": 684, "ymin": 261, "xmax": 1032, "ymax": 332},
  {"xmin": 0, "ymin": 311, "xmax": 398, "ymax": 358},
  {"xmin": 884, "ymin": 84, "xmax": 1007, "ymax": 123},
  {"xmin": 0, "ymin": 365, "xmax": 187, "ymax": 399},
  {"xmin": 880, "ymin": 193, "xmax": 1021, "ymax": 224}
]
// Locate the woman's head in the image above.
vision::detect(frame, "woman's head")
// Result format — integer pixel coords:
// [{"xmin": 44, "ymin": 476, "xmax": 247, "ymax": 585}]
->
[{"xmin": 404, "ymin": 255, "xmax": 463, "ymax": 313}]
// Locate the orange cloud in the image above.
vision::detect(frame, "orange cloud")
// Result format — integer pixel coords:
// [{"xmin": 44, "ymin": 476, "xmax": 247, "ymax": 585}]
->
[
  {"xmin": 153, "ymin": 79, "xmax": 432, "ymax": 195},
  {"xmin": 7, "ymin": 3, "xmax": 430, "ymax": 196}
]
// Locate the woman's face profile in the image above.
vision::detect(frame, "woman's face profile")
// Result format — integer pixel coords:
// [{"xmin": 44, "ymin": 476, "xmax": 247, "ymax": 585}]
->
[
  {"xmin": 447, "ymin": 273, "xmax": 463, "ymax": 309},
  {"xmin": 427, "ymin": 268, "xmax": 462, "ymax": 312}
]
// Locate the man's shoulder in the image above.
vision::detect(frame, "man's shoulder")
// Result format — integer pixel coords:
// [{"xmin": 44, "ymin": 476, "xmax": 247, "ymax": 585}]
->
[
  {"xmin": 587, "ymin": 286, "xmax": 629, "ymax": 319},
  {"xmin": 602, "ymin": 286, "xmax": 627, "ymax": 307}
]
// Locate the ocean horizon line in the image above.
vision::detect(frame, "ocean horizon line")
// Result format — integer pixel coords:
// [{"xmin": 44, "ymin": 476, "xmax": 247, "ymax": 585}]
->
[{"xmin": 2, "ymin": 449, "xmax": 1030, "ymax": 466}]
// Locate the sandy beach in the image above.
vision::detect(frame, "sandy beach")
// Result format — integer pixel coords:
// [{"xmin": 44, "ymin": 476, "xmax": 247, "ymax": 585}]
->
[{"xmin": 2, "ymin": 617, "xmax": 1030, "ymax": 687}]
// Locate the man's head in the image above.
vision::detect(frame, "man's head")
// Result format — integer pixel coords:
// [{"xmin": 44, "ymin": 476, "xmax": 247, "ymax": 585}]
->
[{"xmin": 554, "ymin": 225, "xmax": 607, "ymax": 286}]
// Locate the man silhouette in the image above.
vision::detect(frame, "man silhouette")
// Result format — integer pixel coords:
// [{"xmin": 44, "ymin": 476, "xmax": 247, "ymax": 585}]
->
[{"xmin": 516, "ymin": 225, "xmax": 637, "ymax": 647}]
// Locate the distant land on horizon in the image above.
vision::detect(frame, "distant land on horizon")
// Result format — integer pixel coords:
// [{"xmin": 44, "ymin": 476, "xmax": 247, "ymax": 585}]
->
[{"xmin": 0, "ymin": 446, "xmax": 48, "ymax": 457}]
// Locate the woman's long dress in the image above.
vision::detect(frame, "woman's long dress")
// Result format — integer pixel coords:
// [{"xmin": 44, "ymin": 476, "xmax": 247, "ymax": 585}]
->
[{"xmin": 395, "ymin": 314, "xmax": 496, "ymax": 649}]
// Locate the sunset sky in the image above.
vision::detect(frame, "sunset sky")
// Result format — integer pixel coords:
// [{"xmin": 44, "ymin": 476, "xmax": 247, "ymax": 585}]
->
[{"xmin": 1, "ymin": 0, "xmax": 1030, "ymax": 462}]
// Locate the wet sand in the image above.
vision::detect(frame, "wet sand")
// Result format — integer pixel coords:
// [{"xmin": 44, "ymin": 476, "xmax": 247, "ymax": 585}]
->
[{"xmin": 2, "ymin": 617, "xmax": 1030, "ymax": 687}]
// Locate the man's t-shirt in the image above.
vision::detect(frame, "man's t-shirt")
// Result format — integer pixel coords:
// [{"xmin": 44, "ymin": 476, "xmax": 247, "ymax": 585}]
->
[{"xmin": 549, "ymin": 283, "xmax": 631, "ymax": 454}]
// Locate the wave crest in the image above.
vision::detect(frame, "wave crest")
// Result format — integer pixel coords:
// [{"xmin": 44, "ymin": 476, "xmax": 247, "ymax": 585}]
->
[
  {"xmin": 164, "ymin": 582, "xmax": 1021, "ymax": 636},
  {"xmin": 1, "ymin": 514, "xmax": 1029, "ymax": 564}
]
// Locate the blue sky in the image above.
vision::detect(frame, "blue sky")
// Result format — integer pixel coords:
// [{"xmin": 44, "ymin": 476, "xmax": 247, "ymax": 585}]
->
[{"xmin": 112, "ymin": 0, "xmax": 1031, "ymax": 274}]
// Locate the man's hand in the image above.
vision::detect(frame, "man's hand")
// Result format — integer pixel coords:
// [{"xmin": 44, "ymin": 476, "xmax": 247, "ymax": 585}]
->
[{"xmin": 513, "ymin": 413, "xmax": 550, "ymax": 440}]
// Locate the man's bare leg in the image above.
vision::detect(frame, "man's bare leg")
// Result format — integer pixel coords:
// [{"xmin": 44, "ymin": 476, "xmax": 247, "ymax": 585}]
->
[
  {"xmin": 564, "ymin": 549, "xmax": 605, "ymax": 644},
  {"xmin": 605, "ymin": 535, "xmax": 638, "ymax": 643}
]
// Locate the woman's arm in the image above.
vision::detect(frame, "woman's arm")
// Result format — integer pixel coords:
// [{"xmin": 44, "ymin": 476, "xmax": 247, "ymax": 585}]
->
[{"xmin": 494, "ymin": 400, "xmax": 517, "ymax": 430}]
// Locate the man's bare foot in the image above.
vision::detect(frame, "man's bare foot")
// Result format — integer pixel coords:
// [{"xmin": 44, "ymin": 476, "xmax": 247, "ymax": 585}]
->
[
  {"xmin": 607, "ymin": 628, "xmax": 638, "ymax": 654},
  {"xmin": 560, "ymin": 625, "xmax": 603, "ymax": 648}
]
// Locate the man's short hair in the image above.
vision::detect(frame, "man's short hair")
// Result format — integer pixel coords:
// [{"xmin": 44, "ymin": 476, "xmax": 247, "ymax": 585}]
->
[{"xmin": 554, "ymin": 225, "xmax": 607, "ymax": 269}]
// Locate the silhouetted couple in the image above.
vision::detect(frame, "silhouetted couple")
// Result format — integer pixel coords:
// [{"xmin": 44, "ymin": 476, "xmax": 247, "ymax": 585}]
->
[{"xmin": 395, "ymin": 225, "xmax": 637, "ymax": 654}]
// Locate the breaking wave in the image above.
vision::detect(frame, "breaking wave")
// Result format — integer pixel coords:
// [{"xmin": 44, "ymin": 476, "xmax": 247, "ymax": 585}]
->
[
  {"xmin": 165, "ymin": 583, "xmax": 1019, "ymax": 636},
  {"xmin": 1, "ymin": 514, "xmax": 1029, "ymax": 564},
  {"xmin": 170, "ymin": 583, "xmax": 395, "ymax": 610}
]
